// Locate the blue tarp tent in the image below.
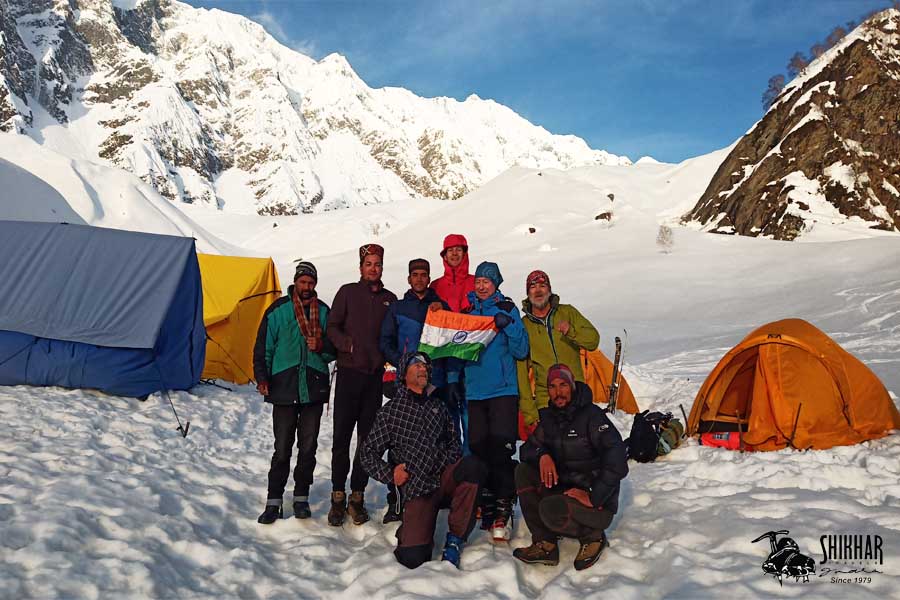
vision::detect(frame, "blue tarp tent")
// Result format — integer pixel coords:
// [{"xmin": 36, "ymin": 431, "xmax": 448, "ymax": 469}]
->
[{"xmin": 0, "ymin": 221, "xmax": 205, "ymax": 397}]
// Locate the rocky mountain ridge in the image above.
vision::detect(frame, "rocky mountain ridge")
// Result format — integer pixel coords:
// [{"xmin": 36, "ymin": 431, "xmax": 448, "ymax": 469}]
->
[{"xmin": 683, "ymin": 8, "xmax": 900, "ymax": 240}]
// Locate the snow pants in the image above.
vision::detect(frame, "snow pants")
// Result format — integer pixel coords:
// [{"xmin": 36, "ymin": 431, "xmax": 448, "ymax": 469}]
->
[
  {"xmin": 516, "ymin": 463, "xmax": 614, "ymax": 544},
  {"xmin": 467, "ymin": 395, "xmax": 518, "ymax": 499},
  {"xmin": 331, "ymin": 367, "xmax": 383, "ymax": 493},
  {"xmin": 394, "ymin": 456, "xmax": 487, "ymax": 569},
  {"xmin": 267, "ymin": 402, "xmax": 324, "ymax": 500}
]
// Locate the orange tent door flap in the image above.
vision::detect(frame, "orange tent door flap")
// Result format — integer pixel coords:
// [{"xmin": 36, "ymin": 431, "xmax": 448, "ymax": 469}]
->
[{"xmin": 747, "ymin": 344, "xmax": 859, "ymax": 451}]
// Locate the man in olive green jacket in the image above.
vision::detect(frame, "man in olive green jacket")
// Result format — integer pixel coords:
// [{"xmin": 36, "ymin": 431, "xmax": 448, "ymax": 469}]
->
[
  {"xmin": 253, "ymin": 261, "xmax": 336, "ymax": 523},
  {"xmin": 516, "ymin": 270, "xmax": 600, "ymax": 428}
]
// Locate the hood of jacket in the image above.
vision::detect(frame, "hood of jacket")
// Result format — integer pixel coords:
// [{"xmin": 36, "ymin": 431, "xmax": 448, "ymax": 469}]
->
[
  {"xmin": 441, "ymin": 251, "xmax": 471, "ymax": 284},
  {"xmin": 467, "ymin": 289, "xmax": 505, "ymax": 311}
]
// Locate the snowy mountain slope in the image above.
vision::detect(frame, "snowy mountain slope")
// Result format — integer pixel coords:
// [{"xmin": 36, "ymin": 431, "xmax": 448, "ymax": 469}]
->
[
  {"xmin": 2, "ymin": 144, "xmax": 900, "ymax": 597},
  {"xmin": 684, "ymin": 8, "xmax": 900, "ymax": 240},
  {"xmin": 0, "ymin": 132, "xmax": 239, "ymax": 254},
  {"xmin": 0, "ymin": 0, "xmax": 629, "ymax": 216}
]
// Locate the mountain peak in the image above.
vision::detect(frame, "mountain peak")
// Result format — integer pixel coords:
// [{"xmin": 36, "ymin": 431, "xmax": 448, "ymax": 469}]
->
[{"xmin": 0, "ymin": 0, "xmax": 628, "ymax": 215}]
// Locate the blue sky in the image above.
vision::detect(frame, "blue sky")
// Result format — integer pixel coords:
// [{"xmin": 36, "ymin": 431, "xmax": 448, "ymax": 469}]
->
[{"xmin": 184, "ymin": 0, "xmax": 892, "ymax": 163}]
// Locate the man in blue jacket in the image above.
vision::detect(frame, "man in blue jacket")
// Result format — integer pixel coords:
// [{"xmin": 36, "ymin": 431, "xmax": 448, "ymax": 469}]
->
[
  {"xmin": 379, "ymin": 258, "xmax": 463, "ymax": 523},
  {"xmin": 462, "ymin": 261, "xmax": 529, "ymax": 542}
]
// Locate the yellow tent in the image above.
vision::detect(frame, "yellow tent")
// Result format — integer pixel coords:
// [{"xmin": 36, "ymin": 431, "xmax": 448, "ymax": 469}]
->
[
  {"xmin": 687, "ymin": 319, "xmax": 900, "ymax": 451},
  {"xmin": 198, "ymin": 254, "xmax": 282, "ymax": 384}
]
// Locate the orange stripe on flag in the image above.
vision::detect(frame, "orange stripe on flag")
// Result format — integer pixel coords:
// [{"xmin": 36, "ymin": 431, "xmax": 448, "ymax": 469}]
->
[{"xmin": 424, "ymin": 309, "xmax": 497, "ymax": 332}]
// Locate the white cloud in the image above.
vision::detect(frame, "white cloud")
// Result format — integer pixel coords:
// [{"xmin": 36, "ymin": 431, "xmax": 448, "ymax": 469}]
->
[{"xmin": 250, "ymin": 9, "xmax": 318, "ymax": 57}]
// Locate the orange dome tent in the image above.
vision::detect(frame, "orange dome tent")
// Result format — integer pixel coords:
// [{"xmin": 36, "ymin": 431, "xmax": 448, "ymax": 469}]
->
[{"xmin": 687, "ymin": 319, "xmax": 900, "ymax": 451}]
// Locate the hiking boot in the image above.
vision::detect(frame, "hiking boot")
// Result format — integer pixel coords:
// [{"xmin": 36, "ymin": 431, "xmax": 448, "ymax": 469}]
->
[
  {"xmin": 382, "ymin": 502, "xmax": 401, "ymax": 524},
  {"xmin": 491, "ymin": 498, "xmax": 513, "ymax": 543},
  {"xmin": 327, "ymin": 491, "xmax": 347, "ymax": 526},
  {"xmin": 574, "ymin": 533, "xmax": 607, "ymax": 571},
  {"xmin": 257, "ymin": 503, "xmax": 283, "ymax": 524},
  {"xmin": 513, "ymin": 540, "xmax": 559, "ymax": 566},
  {"xmin": 441, "ymin": 533, "xmax": 465, "ymax": 569},
  {"xmin": 347, "ymin": 491, "xmax": 370, "ymax": 525},
  {"xmin": 293, "ymin": 500, "xmax": 311, "ymax": 519}
]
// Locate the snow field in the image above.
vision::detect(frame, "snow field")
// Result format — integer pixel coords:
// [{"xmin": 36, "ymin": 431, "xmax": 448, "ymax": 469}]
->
[{"xmin": 2, "ymin": 132, "xmax": 900, "ymax": 597}]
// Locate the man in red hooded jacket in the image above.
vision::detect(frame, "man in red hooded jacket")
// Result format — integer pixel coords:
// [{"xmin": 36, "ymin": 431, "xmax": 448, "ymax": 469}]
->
[
  {"xmin": 430, "ymin": 234, "xmax": 475, "ymax": 313},
  {"xmin": 429, "ymin": 234, "xmax": 475, "ymax": 473}
]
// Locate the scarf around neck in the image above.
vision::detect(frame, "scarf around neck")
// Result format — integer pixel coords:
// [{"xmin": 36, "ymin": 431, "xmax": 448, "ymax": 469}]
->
[{"xmin": 292, "ymin": 288, "xmax": 322, "ymax": 352}]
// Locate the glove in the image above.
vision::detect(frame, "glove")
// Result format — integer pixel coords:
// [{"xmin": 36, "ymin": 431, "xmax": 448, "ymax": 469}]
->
[{"xmin": 494, "ymin": 313, "xmax": 513, "ymax": 329}]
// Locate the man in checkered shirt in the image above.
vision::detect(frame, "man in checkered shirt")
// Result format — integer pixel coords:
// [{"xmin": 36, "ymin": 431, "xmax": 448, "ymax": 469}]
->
[{"xmin": 361, "ymin": 351, "xmax": 486, "ymax": 569}]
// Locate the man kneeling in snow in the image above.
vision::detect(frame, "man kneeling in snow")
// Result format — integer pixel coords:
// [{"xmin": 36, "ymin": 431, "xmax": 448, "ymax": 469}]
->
[
  {"xmin": 360, "ymin": 351, "xmax": 486, "ymax": 569},
  {"xmin": 514, "ymin": 364, "xmax": 628, "ymax": 571}
]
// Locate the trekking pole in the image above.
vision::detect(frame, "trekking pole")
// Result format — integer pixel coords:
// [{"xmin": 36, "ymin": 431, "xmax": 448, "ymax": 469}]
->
[
  {"xmin": 679, "ymin": 404, "xmax": 689, "ymax": 438},
  {"xmin": 161, "ymin": 388, "xmax": 190, "ymax": 438}
]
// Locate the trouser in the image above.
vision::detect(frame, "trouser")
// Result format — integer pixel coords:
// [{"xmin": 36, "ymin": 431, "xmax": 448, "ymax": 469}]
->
[
  {"xmin": 515, "ymin": 462, "xmax": 614, "ymax": 544},
  {"xmin": 266, "ymin": 402, "xmax": 325, "ymax": 501},
  {"xmin": 394, "ymin": 455, "xmax": 487, "ymax": 569},
  {"xmin": 437, "ymin": 385, "xmax": 470, "ymax": 455},
  {"xmin": 467, "ymin": 395, "xmax": 518, "ymax": 499},
  {"xmin": 331, "ymin": 367, "xmax": 384, "ymax": 493}
]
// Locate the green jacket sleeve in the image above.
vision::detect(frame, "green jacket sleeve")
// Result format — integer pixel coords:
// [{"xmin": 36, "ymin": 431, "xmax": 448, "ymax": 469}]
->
[
  {"xmin": 517, "ymin": 356, "xmax": 540, "ymax": 425},
  {"xmin": 562, "ymin": 305, "xmax": 600, "ymax": 351}
]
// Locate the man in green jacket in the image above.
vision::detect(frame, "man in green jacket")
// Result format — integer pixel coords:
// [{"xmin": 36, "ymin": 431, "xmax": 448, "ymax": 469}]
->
[
  {"xmin": 516, "ymin": 270, "xmax": 600, "ymax": 429},
  {"xmin": 253, "ymin": 261, "xmax": 336, "ymax": 524}
]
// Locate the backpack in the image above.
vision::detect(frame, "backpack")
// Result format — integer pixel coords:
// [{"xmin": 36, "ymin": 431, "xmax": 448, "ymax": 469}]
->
[
  {"xmin": 627, "ymin": 410, "xmax": 683, "ymax": 462},
  {"xmin": 627, "ymin": 410, "xmax": 661, "ymax": 462}
]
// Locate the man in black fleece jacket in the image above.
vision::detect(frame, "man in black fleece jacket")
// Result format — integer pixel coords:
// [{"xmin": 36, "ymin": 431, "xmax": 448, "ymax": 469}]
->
[
  {"xmin": 361, "ymin": 351, "xmax": 486, "ymax": 570},
  {"xmin": 514, "ymin": 363, "xmax": 628, "ymax": 571}
]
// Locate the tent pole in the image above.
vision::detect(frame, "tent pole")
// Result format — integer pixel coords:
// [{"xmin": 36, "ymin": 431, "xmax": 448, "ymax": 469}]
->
[
  {"xmin": 153, "ymin": 360, "xmax": 190, "ymax": 438},
  {"xmin": 787, "ymin": 403, "xmax": 802, "ymax": 450}
]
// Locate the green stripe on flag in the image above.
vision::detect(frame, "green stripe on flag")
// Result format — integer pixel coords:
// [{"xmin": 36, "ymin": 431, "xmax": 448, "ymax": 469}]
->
[{"xmin": 419, "ymin": 341, "xmax": 487, "ymax": 362}]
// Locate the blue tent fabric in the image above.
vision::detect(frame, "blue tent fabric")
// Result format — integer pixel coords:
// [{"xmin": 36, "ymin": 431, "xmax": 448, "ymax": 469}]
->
[{"xmin": 0, "ymin": 221, "xmax": 205, "ymax": 397}]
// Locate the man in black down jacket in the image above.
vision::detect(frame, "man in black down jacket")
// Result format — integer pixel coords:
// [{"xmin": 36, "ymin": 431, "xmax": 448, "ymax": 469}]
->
[
  {"xmin": 514, "ymin": 363, "xmax": 628, "ymax": 571},
  {"xmin": 360, "ymin": 351, "xmax": 486, "ymax": 570}
]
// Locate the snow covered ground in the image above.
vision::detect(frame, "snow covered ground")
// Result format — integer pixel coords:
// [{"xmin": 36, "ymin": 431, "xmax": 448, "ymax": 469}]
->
[{"xmin": 2, "ymin": 141, "xmax": 900, "ymax": 598}]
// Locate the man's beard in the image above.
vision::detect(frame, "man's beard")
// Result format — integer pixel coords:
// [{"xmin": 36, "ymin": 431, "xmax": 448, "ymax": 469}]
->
[
  {"xmin": 532, "ymin": 296, "xmax": 549, "ymax": 309},
  {"xmin": 300, "ymin": 291, "xmax": 315, "ymax": 300}
]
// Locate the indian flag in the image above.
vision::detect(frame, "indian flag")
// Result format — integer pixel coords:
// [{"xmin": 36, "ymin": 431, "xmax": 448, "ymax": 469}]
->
[{"xmin": 419, "ymin": 309, "xmax": 498, "ymax": 361}]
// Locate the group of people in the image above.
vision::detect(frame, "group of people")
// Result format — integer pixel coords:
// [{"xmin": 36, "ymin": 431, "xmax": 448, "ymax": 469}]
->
[{"xmin": 251, "ymin": 234, "xmax": 629, "ymax": 571}]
